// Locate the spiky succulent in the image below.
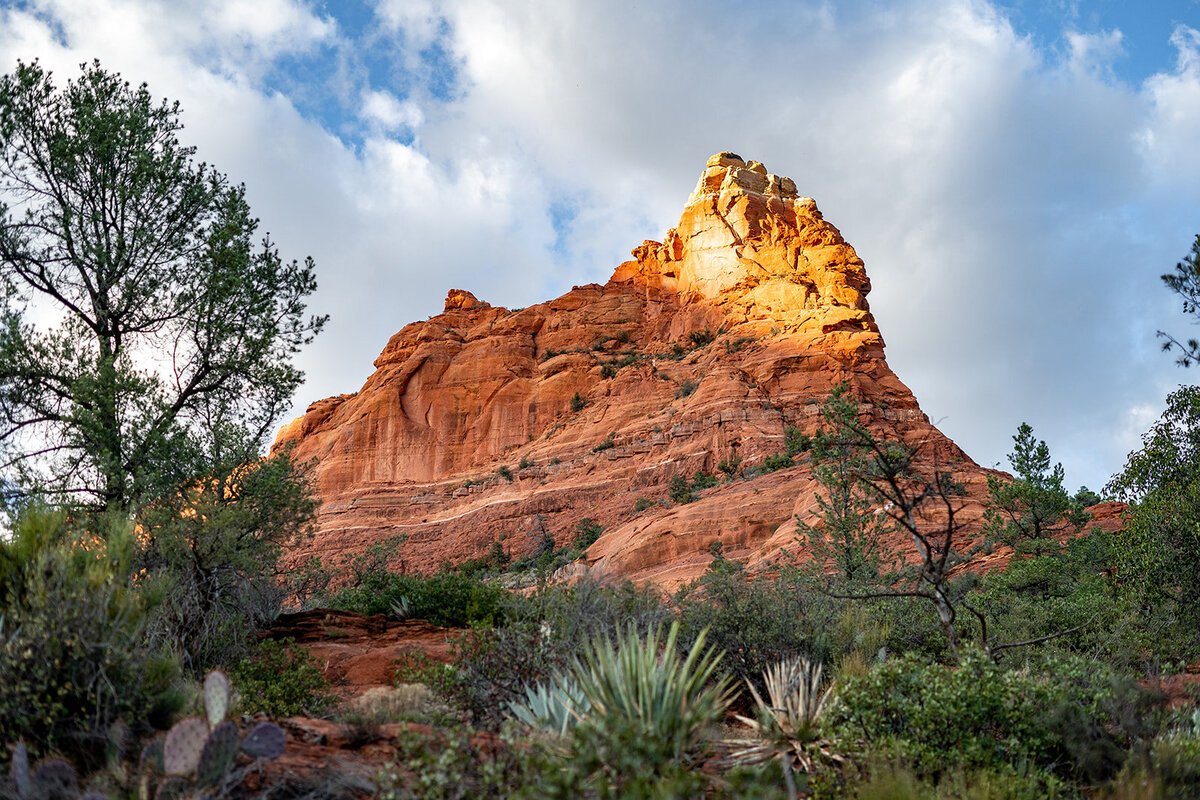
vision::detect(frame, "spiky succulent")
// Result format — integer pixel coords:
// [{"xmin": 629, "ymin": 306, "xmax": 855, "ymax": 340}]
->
[
  {"xmin": 726, "ymin": 656, "xmax": 840, "ymax": 791},
  {"xmin": 571, "ymin": 621, "xmax": 733, "ymax": 764},
  {"xmin": 507, "ymin": 676, "xmax": 589, "ymax": 737}
]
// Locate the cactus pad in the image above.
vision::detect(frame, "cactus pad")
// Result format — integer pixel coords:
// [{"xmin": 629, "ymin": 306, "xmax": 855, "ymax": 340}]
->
[
  {"xmin": 30, "ymin": 759, "xmax": 78, "ymax": 797},
  {"xmin": 240, "ymin": 722, "xmax": 286, "ymax": 760},
  {"xmin": 196, "ymin": 721, "xmax": 240, "ymax": 788},
  {"xmin": 204, "ymin": 670, "xmax": 231, "ymax": 727},
  {"xmin": 138, "ymin": 738, "xmax": 165, "ymax": 776},
  {"xmin": 163, "ymin": 717, "xmax": 208, "ymax": 775},
  {"xmin": 153, "ymin": 775, "xmax": 191, "ymax": 800},
  {"xmin": 10, "ymin": 742, "xmax": 29, "ymax": 799}
]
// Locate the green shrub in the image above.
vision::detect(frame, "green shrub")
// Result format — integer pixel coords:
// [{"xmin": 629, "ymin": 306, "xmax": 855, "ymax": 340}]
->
[
  {"xmin": 570, "ymin": 392, "xmax": 587, "ymax": 412},
  {"xmin": 691, "ymin": 471, "xmax": 719, "ymax": 490},
  {"xmin": 378, "ymin": 725, "xmax": 560, "ymax": 799},
  {"xmin": 231, "ymin": 638, "xmax": 333, "ymax": 718},
  {"xmin": 0, "ymin": 509, "xmax": 179, "ymax": 759},
  {"xmin": 688, "ymin": 329, "xmax": 715, "ymax": 348},
  {"xmin": 841, "ymin": 760, "xmax": 1059, "ymax": 800},
  {"xmin": 1152, "ymin": 707, "xmax": 1200, "ymax": 794},
  {"xmin": 573, "ymin": 518, "xmax": 603, "ymax": 550},
  {"xmin": 826, "ymin": 649, "xmax": 1155, "ymax": 785},
  {"xmin": 676, "ymin": 561, "xmax": 831, "ymax": 692},
  {"xmin": 676, "ymin": 378, "xmax": 699, "ymax": 398},
  {"xmin": 600, "ymin": 362, "xmax": 617, "ymax": 379},
  {"xmin": 618, "ymin": 352, "xmax": 640, "ymax": 368},
  {"xmin": 762, "ymin": 453, "xmax": 795, "ymax": 471},
  {"xmin": 669, "ymin": 474, "xmax": 695, "ymax": 504},
  {"xmin": 591, "ymin": 435, "xmax": 615, "ymax": 453},
  {"xmin": 633, "ymin": 496, "xmax": 654, "ymax": 512},
  {"xmin": 331, "ymin": 571, "xmax": 509, "ymax": 628},
  {"xmin": 718, "ymin": 457, "xmax": 743, "ymax": 476},
  {"xmin": 724, "ymin": 336, "xmax": 756, "ymax": 354},
  {"xmin": 497, "ymin": 465, "xmax": 514, "ymax": 481},
  {"xmin": 447, "ymin": 579, "xmax": 672, "ymax": 728}
]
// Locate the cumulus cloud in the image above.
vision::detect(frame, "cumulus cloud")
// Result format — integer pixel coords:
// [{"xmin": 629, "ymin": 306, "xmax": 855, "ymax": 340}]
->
[
  {"xmin": 0, "ymin": 0, "xmax": 1198, "ymax": 491},
  {"xmin": 361, "ymin": 87, "xmax": 423, "ymax": 132}
]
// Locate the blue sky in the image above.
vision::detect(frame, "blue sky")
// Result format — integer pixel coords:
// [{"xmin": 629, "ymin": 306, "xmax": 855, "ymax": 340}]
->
[
  {"xmin": 1, "ymin": 0, "xmax": 1199, "ymax": 492},
  {"xmin": 1004, "ymin": 0, "xmax": 1191, "ymax": 79}
]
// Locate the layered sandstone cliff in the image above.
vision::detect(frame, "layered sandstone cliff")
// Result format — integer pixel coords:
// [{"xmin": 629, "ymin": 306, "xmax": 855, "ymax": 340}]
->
[{"xmin": 274, "ymin": 153, "xmax": 992, "ymax": 588}]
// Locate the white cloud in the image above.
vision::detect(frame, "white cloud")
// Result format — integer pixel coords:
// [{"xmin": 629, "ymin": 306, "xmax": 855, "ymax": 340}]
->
[
  {"xmin": 1, "ymin": 0, "xmax": 1199, "ymax": 492},
  {"xmin": 1064, "ymin": 29, "xmax": 1124, "ymax": 78},
  {"xmin": 1139, "ymin": 26, "xmax": 1200, "ymax": 192},
  {"xmin": 361, "ymin": 88, "xmax": 424, "ymax": 132}
]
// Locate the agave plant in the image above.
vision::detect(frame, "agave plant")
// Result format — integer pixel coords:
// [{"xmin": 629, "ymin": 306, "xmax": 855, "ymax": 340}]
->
[
  {"xmin": 571, "ymin": 621, "xmax": 733, "ymax": 765},
  {"xmin": 506, "ymin": 676, "xmax": 590, "ymax": 738},
  {"xmin": 726, "ymin": 657, "xmax": 838, "ymax": 799}
]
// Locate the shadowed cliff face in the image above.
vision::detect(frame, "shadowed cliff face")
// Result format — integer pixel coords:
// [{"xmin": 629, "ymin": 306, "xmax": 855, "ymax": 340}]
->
[{"xmin": 274, "ymin": 153, "xmax": 991, "ymax": 589}]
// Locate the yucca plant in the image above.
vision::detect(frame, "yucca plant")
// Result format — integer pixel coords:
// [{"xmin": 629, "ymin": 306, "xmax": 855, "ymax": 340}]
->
[
  {"xmin": 572, "ymin": 621, "xmax": 733, "ymax": 765},
  {"xmin": 507, "ymin": 676, "xmax": 590, "ymax": 738},
  {"xmin": 726, "ymin": 657, "xmax": 838, "ymax": 799}
]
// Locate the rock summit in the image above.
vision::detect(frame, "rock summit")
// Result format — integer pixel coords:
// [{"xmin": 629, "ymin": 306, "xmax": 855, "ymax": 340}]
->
[{"xmin": 274, "ymin": 153, "xmax": 991, "ymax": 587}]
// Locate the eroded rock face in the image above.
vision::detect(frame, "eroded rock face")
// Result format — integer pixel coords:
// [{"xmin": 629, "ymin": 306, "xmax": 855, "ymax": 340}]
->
[{"xmin": 274, "ymin": 154, "xmax": 989, "ymax": 588}]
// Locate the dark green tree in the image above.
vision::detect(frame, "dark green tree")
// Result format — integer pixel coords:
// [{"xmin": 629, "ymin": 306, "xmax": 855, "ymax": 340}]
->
[
  {"xmin": 983, "ymin": 422, "xmax": 1090, "ymax": 557},
  {"xmin": 136, "ymin": 450, "xmax": 318, "ymax": 669},
  {"xmin": 796, "ymin": 382, "xmax": 899, "ymax": 584},
  {"xmin": 1159, "ymin": 234, "xmax": 1200, "ymax": 366},
  {"xmin": 0, "ymin": 60, "xmax": 325, "ymax": 512},
  {"xmin": 797, "ymin": 384, "xmax": 977, "ymax": 659},
  {"xmin": 797, "ymin": 387, "xmax": 1089, "ymax": 661},
  {"xmin": 1106, "ymin": 385, "xmax": 1200, "ymax": 630}
]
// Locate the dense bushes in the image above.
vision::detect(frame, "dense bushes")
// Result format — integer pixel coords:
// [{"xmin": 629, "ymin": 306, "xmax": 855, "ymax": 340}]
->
[
  {"xmin": 826, "ymin": 649, "xmax": 1159, "ymax": 786},
  {"xmin": 331, "ymin": 570, "xmax": 510, "ymax": 628},
  {"xmin": 0, "ymin": 509, "xmax": 179, "ymax": 758},
  {"xmin": 676, "ymin": 560, "xmax": 828, "ymax": 691},
  {"xmin": 231, "ymin": 637, "xmax": 334, "ymax": 718},
  {"xmin": 136, "ymin": 452, "xmax": 318, "ymax": 670},
  {"xmin": 434, "ymin": 578, "xmax": 673, "ymax": 727}
]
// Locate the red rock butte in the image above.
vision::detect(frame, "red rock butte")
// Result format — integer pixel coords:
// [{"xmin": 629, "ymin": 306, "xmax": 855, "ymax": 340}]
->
[{"xmin": 274, "ymin": 152, "xmax": 996, "ymax": 589}]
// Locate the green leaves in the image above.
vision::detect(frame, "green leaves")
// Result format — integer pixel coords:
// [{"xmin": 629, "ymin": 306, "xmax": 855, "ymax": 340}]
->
[
  {"xmin": 983, "ymin": 422, "xmax": 1090, "ymax": 557},
  {"xmin": 572, "ymin": 622, "xmax": 733, "ymax": 766},
  {"xmin": 796, "ymin": 382, "xmax": 900, "ymax": 585},
  {"xmin": 1159, "ymin": 234, "xmax": 1200, "ymax": 366},
  {"xmin": 1106, "ymin": 385, "xmax": 1200, "ymax": 626},
  {"xmin": 0, "ymin": 60, "xmax": 325, "ymax": 511}
]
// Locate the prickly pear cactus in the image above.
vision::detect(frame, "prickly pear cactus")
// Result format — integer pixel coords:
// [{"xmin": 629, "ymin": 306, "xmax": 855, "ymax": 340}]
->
[
  {"xmin": 137, "ymin": 670, "xmax": 288, "ymax": 800},
  {"xmin": 195, "ymin": 722, "xmax": 240, "ymax": 788},
  {"xmin": 10, "ymin": 742, "xmax": 30, "ymax": 799},
  {"xmin": 152, "ymin": 775, "xmax": 190, "ymax": 800},
  {"xmin": 203, "ymin": 671, "xmax": 231, "ymax": 728},
  {"xmin": 240, "ymin": 723, "xmax": 285, "ymax": 760},
  {"xmin": 30, "ymin": 759, "xmax": 78, "ymax": 796},
  {"xmin": 163, "ymin": 718, "xmax": 208, "ymax": 776},
  {"xmin": 3, "ymin": 747, "xmax": 105, "ymax": 800},
  {"xmin": 138, "ymin": 738, "xmax": 164, "ymax": 776}
]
